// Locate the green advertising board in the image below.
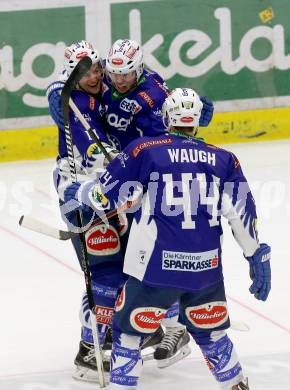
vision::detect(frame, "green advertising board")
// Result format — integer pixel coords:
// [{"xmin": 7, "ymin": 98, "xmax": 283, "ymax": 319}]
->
[
  {"xmin": 0, "ymin": 0, "xmax": 289, "ymax": 161},
  {"xmin": 0, "ymin": 4, "xmax": 85, "ymax": 121},
  {"xmin": 109, "ymin": 0, "xmax": 290, "ymax": 107}
]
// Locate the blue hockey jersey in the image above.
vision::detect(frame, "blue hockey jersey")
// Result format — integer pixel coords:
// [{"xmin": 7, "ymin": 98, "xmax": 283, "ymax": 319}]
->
[
  {"xmin": 96, "ymin": 133, "xmax": 259, "ymax": 292},
  {"xmin": 47, "ymin": 81, "xmax": 110, "ymax": 198},
  {"xmin": 47, "ymin": 82, "xmax": 108, "ymax": 162},
  {"xmin": 101, "ymin": 69, "xmax": 169, "ymax": 151}
]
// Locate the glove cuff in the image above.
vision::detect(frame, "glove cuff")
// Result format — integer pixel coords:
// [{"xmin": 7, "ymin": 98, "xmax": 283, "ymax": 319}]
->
[{"xmin": 245, "ymin": 243, "xmax": 271, "ymax": 264}]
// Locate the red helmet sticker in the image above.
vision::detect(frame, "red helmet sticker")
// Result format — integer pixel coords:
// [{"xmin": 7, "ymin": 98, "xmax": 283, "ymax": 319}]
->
[
  {"xmin": 125, "ymin": 47, "xmax": 137, "ymax": 59},
  {"xmin": 85, "ymin": 224, "xmax": 120, "ymax": 255},
  {"xmin": 112, "ymin": 58, "xmax": 123, "ymax": 65},
  {"xmin": 115, "ymin": 287, "xmax": 126, "ymax": 312},
  {"xmin": 64, "ymin": 49, "xmax": 72, "ymax": 59},
  {"xmin": 130, "ymin": 307, "xmax": 166, "ymax": 333},
  {"xmin": 186, "ymin": 302, "xmax": 228, "ymax": 329},
  {"xmin": 76, "ymin": 51, "xmax": 89, "ymax": 59},
  {"xmin": 180, "ymin": 117, "xmax": 194, "ymax": 123},
  {"xmin": 95, "ymin": 305, "xmax": 114, "ymax": 325}
]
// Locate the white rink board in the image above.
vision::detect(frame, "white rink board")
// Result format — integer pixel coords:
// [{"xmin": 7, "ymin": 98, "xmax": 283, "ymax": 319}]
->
[{"xmin": 0, "ymin": 140, "xmax": 290, "ymax": 389}]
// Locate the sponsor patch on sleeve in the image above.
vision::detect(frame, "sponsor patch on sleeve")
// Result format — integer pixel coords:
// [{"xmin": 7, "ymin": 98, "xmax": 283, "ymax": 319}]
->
[{"xmin": 138, "ymin": 91, "xmax": 154, "ymax": 108}]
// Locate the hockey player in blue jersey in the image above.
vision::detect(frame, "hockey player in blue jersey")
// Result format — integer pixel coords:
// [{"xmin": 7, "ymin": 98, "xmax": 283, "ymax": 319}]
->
[
  {"xmin": 64, "ymin": 88, "xmax": 271, "ymax": 389},
  {"xmin": 47, "ymin": 39, "xmax": 181, "ymax": 381},
  {"xmin": 47, "ymin": 39, "xmax": 214, "ymax": 377},
  {"xmin": 102, "ymin": 38, "xmax": 214, "ymax": 151},
  {"xmin": 102, "ymin": 38, "xmax": 214, "ymax": 365},
  {"xmin": 47, "ymin": 41, "xmax": 131, "ymax": 382}
]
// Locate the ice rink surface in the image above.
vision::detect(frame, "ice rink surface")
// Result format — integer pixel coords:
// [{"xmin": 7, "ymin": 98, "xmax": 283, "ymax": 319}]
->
[{"xmin": 1, "ymin": 140, "xmax": 290, "ymax": 390}]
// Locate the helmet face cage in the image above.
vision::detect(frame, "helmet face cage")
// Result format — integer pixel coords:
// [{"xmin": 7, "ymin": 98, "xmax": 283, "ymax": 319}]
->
[
  {"xmin": 106, "ymin": 39, "xmax": 144, "ymax": 80},
  {"xmin": 162, "ymin": 88, "xmax": 203, "ymax": 128},
  {"xmin": 64, "ymin": 40, "xmax": 101, "ymax": 76}
]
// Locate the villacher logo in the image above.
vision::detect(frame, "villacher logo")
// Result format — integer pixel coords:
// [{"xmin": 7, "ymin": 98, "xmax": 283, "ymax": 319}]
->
[
  {"xmin": 86, "ymin": 224, "xmax": 120, "ymax": 255},
  {"xmin": 130, "ymin": 307, "xmax": 166, "ymax": 333},
  {"xmin": 186, "ymin": 302, "xmax": 228, "ymax": 328}
]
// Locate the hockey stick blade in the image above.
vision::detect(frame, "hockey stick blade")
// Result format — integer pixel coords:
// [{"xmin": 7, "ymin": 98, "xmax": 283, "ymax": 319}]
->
[
  {"xmin": 18, "ymin": 198, "xmax": 139, "ymax": 242},
  {"xmin": 230, "ymin": 321, "xmax": 250, "ymax": 332},
  {"xmin": 19, "ymin": 215, "xmax": 74, "ymax": 240}
]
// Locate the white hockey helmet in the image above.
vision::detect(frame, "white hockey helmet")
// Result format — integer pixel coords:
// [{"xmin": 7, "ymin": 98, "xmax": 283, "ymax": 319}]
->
[
  {"xmin": 162, "ymin": 88, "xmax": 203, "ymax": 128},
  {"xmin": 64, "ymin": 40, "xmax": 101, "ymax": 76},
  {"xmin": 106, "ymin": 39, "xmax": 144, "ymax": 80}
]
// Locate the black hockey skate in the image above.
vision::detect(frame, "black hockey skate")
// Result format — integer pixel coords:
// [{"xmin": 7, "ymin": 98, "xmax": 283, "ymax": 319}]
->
[
  {"xmin": 141, "ymin": 326, "xmax": 165, "ymax": 361},
  {"xmin": 72, "ymin": 337, "xmax": 111, "ymax": 383},
  {"xmin": 154, "ymin": 327, "xmax": 191, "ymax": 368},
  {"xmin": 232, "ymin": 378, "xmax": 249, "ymax": 390}
]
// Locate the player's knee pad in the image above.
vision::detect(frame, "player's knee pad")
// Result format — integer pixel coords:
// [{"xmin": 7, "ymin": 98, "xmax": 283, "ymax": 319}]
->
[
  {"xmin": 80, "ymin": 282, "xmax": 119, "ymax": 345},
  {"xmin": 193, "ymin": 331, "xmax": 244, "ymax": 388},
  {"xmin": 110, "ymin": 328, "xmax": 143, "ymax": 388}
]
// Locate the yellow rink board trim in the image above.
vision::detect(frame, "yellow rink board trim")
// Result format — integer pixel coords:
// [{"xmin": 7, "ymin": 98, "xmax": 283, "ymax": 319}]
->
[
  {"xmin": 1, "ymin": 107, "xmax": 290, "ymax": 162},
  {"xmin": 0, "ymin": 126, "xmax": 58, "ymax": 162},
  {"xmin": 201, "ymin": 106, "xmax": 290, "ymax": 145}
]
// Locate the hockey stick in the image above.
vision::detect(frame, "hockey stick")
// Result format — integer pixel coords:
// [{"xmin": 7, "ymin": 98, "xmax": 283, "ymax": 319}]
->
[
  {"xmin": 19, "ymin": 215, "xmax": 74, "ymax": 240},
  {"xmin": 68, "ymin": 98, "xmax": 112, "ymax": 162},
  {"xmin": 61, "ymin": 56, "xmax": 106, "ymax": 387},
  {"xmin": 69, "ymin": 92, "xmax": 143, "ymax": 225},
  {"xmin": 19, "ymin": 196, "xmax": 139, "ymax": 241},
  {"xmin": 230, "ymin": 321, "xmax": 250, "ymax": 332}
]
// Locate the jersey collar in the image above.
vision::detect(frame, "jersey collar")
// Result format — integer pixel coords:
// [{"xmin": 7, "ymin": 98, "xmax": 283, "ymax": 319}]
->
[{"xmin": 171, "ymin": 130, "xmax": 204, "ymax": 142}]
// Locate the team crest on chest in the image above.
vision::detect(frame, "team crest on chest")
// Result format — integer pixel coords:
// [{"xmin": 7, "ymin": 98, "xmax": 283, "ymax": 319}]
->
[{"xmin": 120, "ymin": 98, "xmax": 142, "ymax": 114}]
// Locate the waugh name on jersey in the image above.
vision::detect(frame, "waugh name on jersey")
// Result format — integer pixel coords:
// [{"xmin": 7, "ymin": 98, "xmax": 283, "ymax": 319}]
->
[{"xmin": 168, "ymin": 148, "xmax": 216, "ymax": 166}]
